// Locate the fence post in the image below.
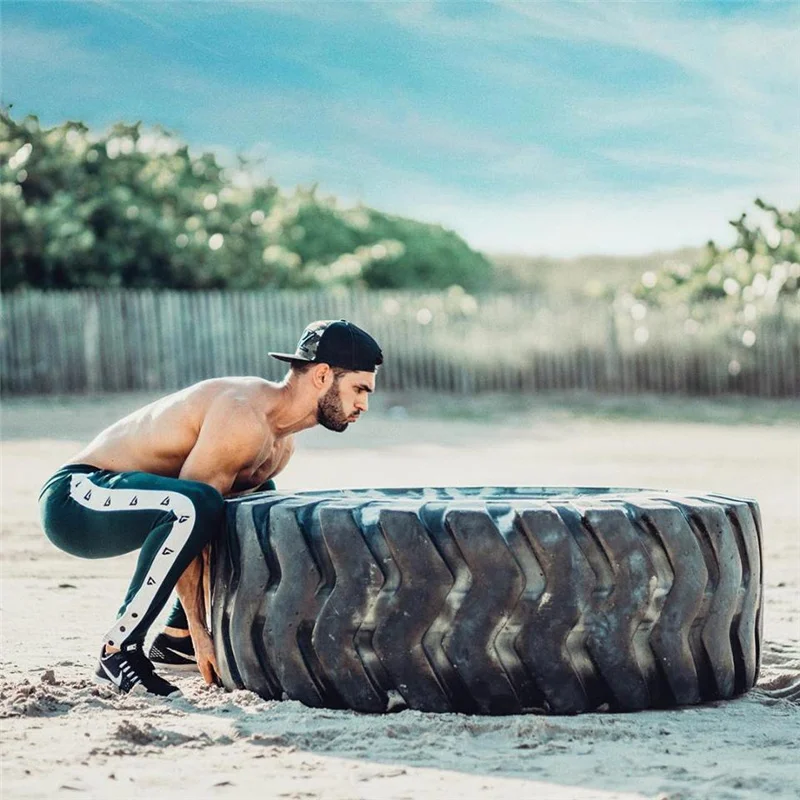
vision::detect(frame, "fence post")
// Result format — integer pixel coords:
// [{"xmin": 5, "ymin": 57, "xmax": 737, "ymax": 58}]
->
[
  {"xmin": 605, "ymin": 304, "xmax": 621, "ymax": 392},
  {"xmin": 83, "ymin": 292, "xmax": 101, "ymax": 394}
]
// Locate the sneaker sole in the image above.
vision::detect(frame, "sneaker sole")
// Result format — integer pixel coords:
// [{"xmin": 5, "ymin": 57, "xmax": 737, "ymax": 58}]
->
[
  {"xmin": 148, "ymin": 661, "xmax": 199, "ymax": 673},
  {"xmin": 92, "ymin": 671, "xmax": 182, "ymax": 698},
  {"xmin": 93, "ymin": 673, "xmax": 122, "ymax": 693}
]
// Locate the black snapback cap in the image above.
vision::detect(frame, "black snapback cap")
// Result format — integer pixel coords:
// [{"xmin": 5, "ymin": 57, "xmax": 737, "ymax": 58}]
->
[{"xmin": 269, "ymin": 320, "xmax": 383, "ymax": 372}]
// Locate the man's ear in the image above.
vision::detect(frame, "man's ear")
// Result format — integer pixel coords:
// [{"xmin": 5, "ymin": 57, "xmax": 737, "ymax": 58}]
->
[{"xmin": 311, "ymin": 363, "xmax": 331, "ymax": 390}]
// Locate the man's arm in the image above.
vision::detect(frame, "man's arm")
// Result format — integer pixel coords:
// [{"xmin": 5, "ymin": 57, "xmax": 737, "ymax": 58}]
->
[
  {"xmin": 178, "ymin": 394, "xmax": 269, "ymax": 494},
  {"xmin": 175, "ymin": 555, "xmax": 217, "ymax": 684},
  {"xmin": 226, "ymin": 436, "xmax": 295, "ymax": 497},
  {"xmin": 175, "ymin": 394, "xmax": 271, "ymax": 684}
]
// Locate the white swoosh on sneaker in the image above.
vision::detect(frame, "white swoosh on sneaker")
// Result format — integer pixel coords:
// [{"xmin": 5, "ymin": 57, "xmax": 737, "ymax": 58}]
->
[
  {"xmin": 166, "ymin": 646, "xmax": 197, "ymax": 662},
  {"xmin": 100, "ymin": 661, "xmax": 124, "ymax": 688}
]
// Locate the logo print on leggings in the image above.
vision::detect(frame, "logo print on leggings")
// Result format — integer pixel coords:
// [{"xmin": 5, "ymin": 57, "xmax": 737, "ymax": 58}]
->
[
  {"xmin": 84, "ymin": 490, "xmax": 92, "ymax": 501},
  {"xmin": 161, "ymin": 497, "xmax": 170, "ymax": 506},
  {"xmin": 103, "ymin": 497, "xmax": 111, "ymax": 507},
  {"xmin": 178, "ymin": 515, "xmax": 190, "ymax": 523},
  {"xmin": 130, "ymin": 496, "xmax": 138, "ymax": 506},
  {"xmin": 162, "ymin": 546, "xmax": 174, "ymax": 556},
  {"xmin": 147, "ymin": 577, "xmax": 156, "ymax": 586}
]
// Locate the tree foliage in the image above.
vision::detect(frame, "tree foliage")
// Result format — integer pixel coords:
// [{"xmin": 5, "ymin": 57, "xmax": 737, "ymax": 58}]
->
[
  {"xmin": 631, "ymin": 199, "xmax": 800, "ymax": 311},
  {"xmin": 1, "ymin": 111, "xmax": 493, "ymax": 292}
]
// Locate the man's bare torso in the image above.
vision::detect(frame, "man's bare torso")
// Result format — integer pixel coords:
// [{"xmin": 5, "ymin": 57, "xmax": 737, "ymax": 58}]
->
[{"xmin": 70, "ymin": 378, "xmax": 294, "ymax": 494}]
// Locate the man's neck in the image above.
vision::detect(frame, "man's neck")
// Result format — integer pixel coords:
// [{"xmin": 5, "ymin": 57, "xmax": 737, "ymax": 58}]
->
[{"xmin": 267, "ymin": 380, "xmax": 318, "ymax": 438}]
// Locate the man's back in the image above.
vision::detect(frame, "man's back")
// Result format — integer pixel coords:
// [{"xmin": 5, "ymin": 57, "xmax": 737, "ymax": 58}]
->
[{"xmin": 70, "ymin": 377, "xmax": 281, "ymax": 482}]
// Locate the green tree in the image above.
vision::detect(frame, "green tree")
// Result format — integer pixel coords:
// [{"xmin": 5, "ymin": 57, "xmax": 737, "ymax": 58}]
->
[
  {"xmin": 631, "ymin": 199, "xmax": 800, "ymax": 311},
  {"xmin": 1, "ymin": 111, "xmax": 493, "ymax": 293}
]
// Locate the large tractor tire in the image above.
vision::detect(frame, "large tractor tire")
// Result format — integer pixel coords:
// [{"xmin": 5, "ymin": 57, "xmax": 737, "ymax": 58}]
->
[{"xmin": 210, "ymin": 487, "xmax": 763, "ymax": 715}]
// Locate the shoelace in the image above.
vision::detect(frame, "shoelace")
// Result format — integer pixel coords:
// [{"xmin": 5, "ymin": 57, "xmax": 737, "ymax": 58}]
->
[
  {"xmin": 124, "ymin": 648, "xmax": 156, "ymax": 676},
  {"xmin": 119, "ymin": 660, "xmax": 141, "ymax": 688},
  {"xmin": 128, "ymin": 648, "xmax": 179, "ymax": 694}
]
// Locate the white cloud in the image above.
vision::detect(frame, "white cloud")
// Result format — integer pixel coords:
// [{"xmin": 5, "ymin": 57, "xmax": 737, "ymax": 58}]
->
[
  {"xmin": 381, "ymin": 2, "xmax": 799, "ymax": 164},
  {"xmin": 598, "ymin": 148, "xmax": 785, "ymax": 182},
  {"xmin": 499, "ymin": 2, "xmax": 800, "ymax": 143},
  {"xmin": 330, "ymin": 104, "xmax": 574, "ymax": 180},
  {"xmin": 87, "ymin": 0, "xmax": 234, "ymax": 58},
  {"xmin": 2, "ymin": 22, "xmax": 99, "ymax": 74},
  {"xmin": 385, "ymin": 182, "xmax": 800, "ymax": 257}
]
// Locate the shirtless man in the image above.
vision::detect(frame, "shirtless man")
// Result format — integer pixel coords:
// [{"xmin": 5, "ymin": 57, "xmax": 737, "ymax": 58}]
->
[{"xmin": 39, "ymin": 320, "xmax": 383, "ymax": 697}]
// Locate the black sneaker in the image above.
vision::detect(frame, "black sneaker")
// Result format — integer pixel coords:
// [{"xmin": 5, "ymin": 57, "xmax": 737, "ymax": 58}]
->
[
  {"xmin": 148, "ymin": 632, "xmax": 198, "ymax": 672},
  {"xmin": 94, "ymin": 642, "xmax": 181, "ymax": 697}
]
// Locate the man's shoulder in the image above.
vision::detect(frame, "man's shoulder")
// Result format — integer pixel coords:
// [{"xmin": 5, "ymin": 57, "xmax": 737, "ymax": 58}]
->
[
  {"xmin": 183, "ymin": 378, "xmax": 275, "ymax": 412},
  {"xmin": 185, "ymin": 376, "xmax": 275, "ymax": 397},
  {"xmin": 186, "ymin": 380, "xmax": 270, "ymax": 431}
]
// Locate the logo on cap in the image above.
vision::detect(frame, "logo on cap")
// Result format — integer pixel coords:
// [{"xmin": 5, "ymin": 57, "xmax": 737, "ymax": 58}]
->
[{"xmin": 295, "ymin": 320, "xmax": 333, "ymax": 361}]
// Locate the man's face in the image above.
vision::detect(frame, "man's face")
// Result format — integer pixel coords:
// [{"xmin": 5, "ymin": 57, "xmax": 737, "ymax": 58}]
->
[{"xmin": 317, "ymin": 370, "xmax": 376, "ymax": 432}]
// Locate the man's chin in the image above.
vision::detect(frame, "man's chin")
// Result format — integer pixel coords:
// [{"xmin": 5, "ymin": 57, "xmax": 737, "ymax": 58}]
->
[{"xmin": 319, "ymin": 417, "xmax": 349, "ymax": 433}]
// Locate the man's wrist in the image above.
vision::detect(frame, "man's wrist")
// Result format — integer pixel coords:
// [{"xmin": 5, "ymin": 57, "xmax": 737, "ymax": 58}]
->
[{"xmin": 188, "ymin": 622, "xmax": 211, "ymax": 639}]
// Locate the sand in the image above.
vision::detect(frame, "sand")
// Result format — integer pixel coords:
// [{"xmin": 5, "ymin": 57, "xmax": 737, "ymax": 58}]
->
[{"xmin": 1, "ymin": 393, "xmax": 798, "ymax": 800}]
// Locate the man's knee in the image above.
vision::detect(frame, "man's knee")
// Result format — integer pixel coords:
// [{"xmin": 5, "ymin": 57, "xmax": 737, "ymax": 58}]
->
[{"xmin": 182, "ymin": 481, "xmax": 225, "ymax": 519}]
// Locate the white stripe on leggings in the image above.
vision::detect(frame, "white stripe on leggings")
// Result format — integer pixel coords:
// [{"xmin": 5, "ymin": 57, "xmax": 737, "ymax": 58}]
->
[{"xmin": 69, "ymin": 473, "xmax": 196, "ymax": 646}]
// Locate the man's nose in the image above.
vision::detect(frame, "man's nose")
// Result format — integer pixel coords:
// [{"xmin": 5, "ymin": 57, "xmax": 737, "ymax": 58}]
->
[{"xmin": 356, "ymin": 396, "xmax": 368, "ymax": 412}]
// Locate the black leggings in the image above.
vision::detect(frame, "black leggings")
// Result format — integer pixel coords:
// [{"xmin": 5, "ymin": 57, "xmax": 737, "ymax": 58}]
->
[{"xmin": 39, "ymin": 464, "xmax": 225, "ymax": 647}]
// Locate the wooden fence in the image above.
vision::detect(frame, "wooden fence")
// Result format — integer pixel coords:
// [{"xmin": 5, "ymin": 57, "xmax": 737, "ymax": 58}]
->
[{"xmin": 1, "ymin": 290, "xmax": 798, "ymax": 397}]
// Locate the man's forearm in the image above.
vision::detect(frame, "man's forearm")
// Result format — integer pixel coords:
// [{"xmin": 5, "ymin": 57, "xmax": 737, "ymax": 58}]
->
[
  {"xmin": 176, "ymin": 548, "xmax": 220, "ymax": 685},
  {"xmin": 176, "ymin": 554, "xmax": 207, "ymax": 638},
  {"xmin": 202, "ymin": 544, "xmax": 212, "ymax": 630}
]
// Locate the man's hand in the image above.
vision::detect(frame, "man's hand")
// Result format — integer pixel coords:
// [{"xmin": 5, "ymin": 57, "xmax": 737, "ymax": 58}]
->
[{"xmin": 192, "ymin": 626, "xmax": 220, "ymax": 686}]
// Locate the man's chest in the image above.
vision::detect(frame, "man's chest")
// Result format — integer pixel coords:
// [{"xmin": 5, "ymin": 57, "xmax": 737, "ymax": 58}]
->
[{"xmin": 238, "ymin": 437, "xmax": 293, "ymax": 483}]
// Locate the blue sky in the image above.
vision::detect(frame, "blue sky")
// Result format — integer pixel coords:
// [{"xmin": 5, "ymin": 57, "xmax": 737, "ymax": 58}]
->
[{"xmin": 3, "ymin": 0, "xmax": 799, "ymax": 255}]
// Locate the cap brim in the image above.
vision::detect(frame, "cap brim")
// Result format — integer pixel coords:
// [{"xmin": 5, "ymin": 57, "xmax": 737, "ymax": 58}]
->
[{"xmin": 268, "ymin": 352, "xmax": 314, "ymax": 364}]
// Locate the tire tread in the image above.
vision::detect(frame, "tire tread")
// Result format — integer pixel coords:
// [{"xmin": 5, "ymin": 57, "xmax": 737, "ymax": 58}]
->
[{"xmin": 214, "ymin": 488, "xmax": 763, "ymax": 715}]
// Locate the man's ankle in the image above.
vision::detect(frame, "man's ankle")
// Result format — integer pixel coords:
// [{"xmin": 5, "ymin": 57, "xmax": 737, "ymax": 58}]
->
[{"xmin": 163, "ymin": 626, "xmax": 191, "ymax": 638}]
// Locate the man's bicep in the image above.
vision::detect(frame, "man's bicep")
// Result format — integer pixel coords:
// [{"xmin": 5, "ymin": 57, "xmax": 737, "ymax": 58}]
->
[
  {"xmin": 179, "ymin": 402, "xmax": 265, "ymax": 494},
  {"xmin": 179, "ymin": 441, "xmax": 238, "ymax": 495}
]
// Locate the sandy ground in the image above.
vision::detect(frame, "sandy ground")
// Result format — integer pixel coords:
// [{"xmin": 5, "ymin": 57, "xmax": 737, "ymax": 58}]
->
[{"xmin": 1, "ymin": 392, "xmax": 799, "ymax": 800}]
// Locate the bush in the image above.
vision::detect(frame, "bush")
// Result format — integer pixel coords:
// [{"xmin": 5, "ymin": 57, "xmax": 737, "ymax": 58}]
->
[
  {"xmin": 0, "ymin": 111, "xmax": 493, "ymax": 293},
  {"xmin": 631, "ymin": 200, "xmax": 800, "ymax": 312}
]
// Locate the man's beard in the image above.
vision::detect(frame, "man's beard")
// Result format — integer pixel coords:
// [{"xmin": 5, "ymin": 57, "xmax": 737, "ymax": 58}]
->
[{"xmin": 317, "ymin": 383, "xmax": 349, "ymax": 432}]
